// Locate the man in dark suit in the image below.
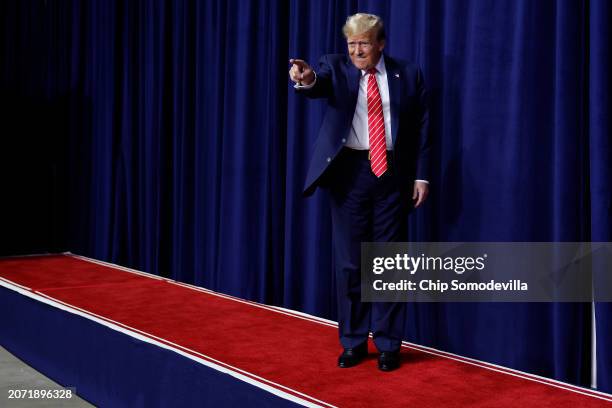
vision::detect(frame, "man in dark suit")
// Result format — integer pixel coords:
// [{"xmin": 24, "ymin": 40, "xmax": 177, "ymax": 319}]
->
[{"xmin": 289, "ymin": 13, "xmax": 430, "ymax": 372}]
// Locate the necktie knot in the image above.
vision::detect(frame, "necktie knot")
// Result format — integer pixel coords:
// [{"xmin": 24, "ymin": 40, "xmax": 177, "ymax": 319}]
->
[{"xmin": 367, "ymin": 68, "xmax": 377, "ymax": 76}]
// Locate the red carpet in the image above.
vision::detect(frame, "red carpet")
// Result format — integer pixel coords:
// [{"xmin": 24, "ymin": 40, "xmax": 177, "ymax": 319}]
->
[{"xmin": 0, "ymin": 254, "xmax": 610, "ymax": 407}]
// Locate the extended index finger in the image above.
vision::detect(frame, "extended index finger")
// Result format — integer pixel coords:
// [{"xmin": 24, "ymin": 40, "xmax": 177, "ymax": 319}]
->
[{"xmin": 289, "ymin": 59, "xmax": 309, "ymax": 69}]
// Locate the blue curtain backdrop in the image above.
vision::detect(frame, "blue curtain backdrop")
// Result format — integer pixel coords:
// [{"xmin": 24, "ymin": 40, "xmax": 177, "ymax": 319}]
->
[
  {"xmin": 1, "ymin": 0, "xmax": 610, "ymax": 393},
  {"xmin": 590, "ymin": 0, "xmax": 612, "ymax": 394}
]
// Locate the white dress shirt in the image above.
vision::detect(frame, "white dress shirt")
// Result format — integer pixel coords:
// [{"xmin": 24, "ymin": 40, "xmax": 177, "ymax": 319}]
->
[{"xmin": 346, "ymin": 57, "xmax": 392, "ymax": 151}]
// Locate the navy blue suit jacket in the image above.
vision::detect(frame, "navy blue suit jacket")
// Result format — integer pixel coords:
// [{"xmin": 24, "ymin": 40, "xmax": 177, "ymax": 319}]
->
[{"xmin": 298, "ymin": 54, "xmax": 431, "ymax": 197}]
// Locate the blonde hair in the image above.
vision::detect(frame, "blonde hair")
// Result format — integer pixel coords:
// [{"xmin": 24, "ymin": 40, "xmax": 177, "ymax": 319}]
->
[{"xmin": 342, "ymin": 13, "xmax": 386, "ymax": 41}]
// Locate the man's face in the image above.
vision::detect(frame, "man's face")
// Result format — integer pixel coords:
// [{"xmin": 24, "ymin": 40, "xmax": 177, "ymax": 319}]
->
[{"xmin": 347, "ymin": 30, "xmax": 385, "ymax": 71}]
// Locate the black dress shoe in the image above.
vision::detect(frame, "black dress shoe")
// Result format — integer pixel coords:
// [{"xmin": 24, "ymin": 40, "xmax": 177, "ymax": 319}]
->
[
  {"xmin": 378, "ymin": 351, "xmax": 400, "ymax": 371},
  {"xmin": 338, "ymin": 342, "xmax": 368, "ymax": 368}
]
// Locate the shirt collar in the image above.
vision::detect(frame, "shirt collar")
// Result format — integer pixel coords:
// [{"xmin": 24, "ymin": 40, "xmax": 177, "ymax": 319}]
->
[{"xmin": 361, "ymin": 55, "xmax": 386, "ymax": 77}]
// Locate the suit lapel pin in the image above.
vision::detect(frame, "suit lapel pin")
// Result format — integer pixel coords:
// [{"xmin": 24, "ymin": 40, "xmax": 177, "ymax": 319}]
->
[{"xmin": 395, "ymin": 73, "xmax": 400, "ymax": 78}]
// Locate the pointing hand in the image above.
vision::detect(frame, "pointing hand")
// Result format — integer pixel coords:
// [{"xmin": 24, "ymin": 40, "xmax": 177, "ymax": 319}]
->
[{"xmin": 289, "ymin": 59, "xmax": 315, "ymax": 86}]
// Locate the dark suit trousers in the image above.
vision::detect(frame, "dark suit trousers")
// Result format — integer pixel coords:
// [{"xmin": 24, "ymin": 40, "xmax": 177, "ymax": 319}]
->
[{"xmin": 327, "ymin": 148, "xmax": 410, "ymax": 353}]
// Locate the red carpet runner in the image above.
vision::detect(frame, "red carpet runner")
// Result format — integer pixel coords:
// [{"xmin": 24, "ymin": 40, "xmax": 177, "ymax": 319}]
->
[{"xmin": 0, "ymin": 254, "xmax": 610, "ymax": 407}]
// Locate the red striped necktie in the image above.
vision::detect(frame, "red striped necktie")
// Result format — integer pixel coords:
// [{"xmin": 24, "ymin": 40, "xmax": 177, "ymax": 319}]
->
[{"xmin": 367, "ymin": 68, "xmax": 387, "ymax": 177}]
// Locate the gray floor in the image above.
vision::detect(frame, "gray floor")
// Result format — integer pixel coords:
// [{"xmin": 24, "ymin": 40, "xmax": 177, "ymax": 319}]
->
[{"xmin": 0, "ymin": 346, "xmax": 94, "ymax": 408}]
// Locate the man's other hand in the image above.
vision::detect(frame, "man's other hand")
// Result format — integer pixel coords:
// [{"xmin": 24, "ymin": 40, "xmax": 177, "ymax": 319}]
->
[
  {"xmin": 413, "ymin": 181, "xmax": 429, "ymax": 208},
  {"xmin": 289, "ymin": 59, "xmax": 315, "ymax": 86}
]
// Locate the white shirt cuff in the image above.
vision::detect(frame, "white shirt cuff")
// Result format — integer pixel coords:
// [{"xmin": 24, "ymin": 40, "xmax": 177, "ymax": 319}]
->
[{"xmin": 415, "ymin": 179, "xmax": 429, "ymax": 184}]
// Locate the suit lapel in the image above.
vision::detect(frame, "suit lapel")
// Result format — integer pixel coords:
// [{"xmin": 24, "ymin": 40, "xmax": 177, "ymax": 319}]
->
[
  {"xmin": 384, "ymin": 55, "xmax": 401, "ymax": 146},
  {"xmin": 347, "ymin": 60, "xmax": 361, "ymax": 110}
]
